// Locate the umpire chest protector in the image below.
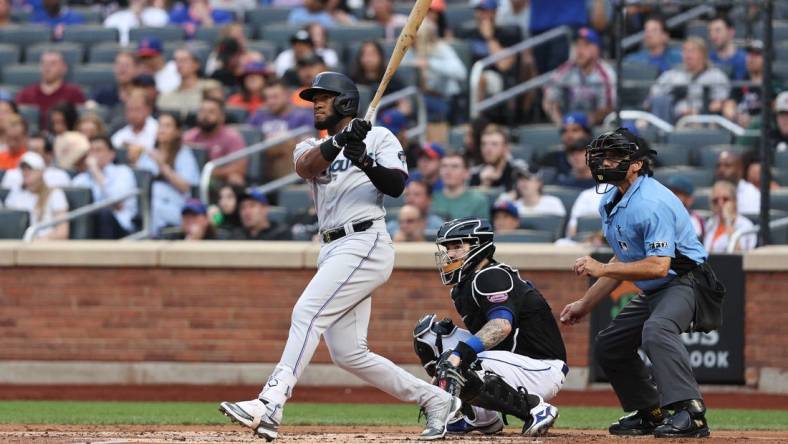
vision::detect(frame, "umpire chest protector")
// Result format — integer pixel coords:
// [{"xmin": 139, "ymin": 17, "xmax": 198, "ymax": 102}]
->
[{"xmin": 452, "ymin": 263, "xmax": 567, "ymax": 362}]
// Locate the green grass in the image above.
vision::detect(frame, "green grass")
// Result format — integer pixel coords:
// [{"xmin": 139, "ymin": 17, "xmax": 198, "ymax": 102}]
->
[{"xmin": 0, "ymin": 402, "xmax": 786, "ymax": 431}]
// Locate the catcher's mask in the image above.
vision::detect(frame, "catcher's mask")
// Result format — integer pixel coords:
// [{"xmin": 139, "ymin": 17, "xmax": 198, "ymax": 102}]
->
[
  {"xmin": 435, "ymin": 218, "xmax": 495, "ymax": 286},
  {"xmin": 586, "ymin": 127, "xmax": 656, "ymax": 188}
]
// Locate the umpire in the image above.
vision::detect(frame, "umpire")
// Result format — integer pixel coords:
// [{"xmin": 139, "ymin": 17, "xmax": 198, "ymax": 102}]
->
[{"xmin": 560, "ymin": 128, "xmax": 724, "ymax": 439}]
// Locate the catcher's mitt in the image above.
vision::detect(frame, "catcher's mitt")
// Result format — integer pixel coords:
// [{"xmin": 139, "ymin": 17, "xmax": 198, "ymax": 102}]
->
[{"xmin": 434, "ymin": 351, "xmax": 466, "ymax": 397}]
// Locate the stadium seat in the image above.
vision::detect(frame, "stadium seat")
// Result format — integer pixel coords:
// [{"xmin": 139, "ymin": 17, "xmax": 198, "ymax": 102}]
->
[
  {"xmin": 776, "ymin": 150, "xmax": 788, "ymax": 169},
  {"xmin": 496, "ymin": 229, "xmax": 555, "ymax": 243},
  {"xmin": 0, "ymin": 209, "xmax": 29, "ymax": 239},
  {"xmin": 445, "ymin": 5, "xmax": 475, "ymax": 32},
  {"xmin": 190, "ymin": 148, "xmax": 209, "ymax": 172},
  {"xmin": 246, "ymin": 40, "xmax": 279, "ymax": 62},
  {"xmin": 542, "ymin": 185, "xmax": 581, "ymax": 214},
  {"xmin": 620, "ymin": 83, "xmax": 651, "ymax": 108},
  {"xmin": 691, "ymin": 187, "xmax": 710, "ymax": 211},
  {"xmin": 61, "ymin": 186, "xmax": 94, "ymax": 240},
  {"xmin": 225, "ymin": 106, "xmax": 249, "ymax": 124},
  {"xmin": 192, "ymin": 27, "xmax": 222, "ymax": 44},
  {"xmin": 246, "ymin": 150, "xmax": 265, "ymax": 184},
  {"xmin": 231, "ymin": 124, "xmax": 262, "ymax": 146},
  {"xmin": 10, "ymin": 10, "xmax": 30, "ymax": 23},
  {"xmin": 448, "ymin": 125, "xmax": 467, "ymax": 149},
  {"xmin": 163, "ymin": 41, "xmax": 210, "ymax": 64},
  {"xmin": 278, "ymin": 186, "xmax": 313, "ymax": 217},
  {"xmin": 622, "ymin": 62, "xmax": 659, "ymax": 81},
  {"xmin": 667, "ymin": 128, "xmax": 731, "ymax": 150},
  {"xmin": 743, "ymin": 209, "xmax": 788, "ymax": 225},
  {"xmin": 1, "ymin": 64, "xmax": 40, "ymax": 86},
  {"xmin": 694, "ymin": 144, "xmax": 748, "ymax": 168},
  {"xmin": 575, "ymin": 215, "xmax": 602, "ymax": 235},
  {"xmin": 268, "ymin": 205, "xmax": 288, "ymax": 225},
  {"xmin": 88, "ymin": 42, "xmax": 123, "ymax": 63},
  {"xmin": 129, "ymin": 26, "xmax": 186, "ymax": 43},
  {"xmin": 329, "ymin": 24, "xmax": 384, "ymax": 44},
  {"xmin": 17, "ymin": 106, "xmax": 39, "ymax": 130},
  {"xmin": 770, "ymin": 188, "xmax": 788, "ymax": 212},
  {"xmin": 26, "ymin": 42, "xmax": 84, "ymax": 66},
  {"xmin": 0, "ymin": 25, "xmax": 51, "ymax": 48},
  {"xmin": 516, "ymin": 125, "xmax": 561, "ymax": 151},
  {"xmin": 393, "ymin": 65, "xmax": 420, "ymax": 88},
  {"xmin": 509, "ymin": 144, "xmax": 537, "ymax": 163},
  {"xmin": 73, "ymin": 64, "xmax": 116, "ymax": 90},
  {"xmin": 259, "ymin": 24, "xmax": 302, "ymax": 47},
  {"xmin": 654, "ymin": 166, "xmax": 714, "ymax": 190},
  {"xmin": 62, "ymin": 25, "xmax": 119, "ymax": 47},
  {"xmin": 246, "ymin": 7, "xmax": 291, "ymax": 29},
  {"xmin": 449, "ymin": 40, "xmax": 472, "ymax": 71},
  {"xmin": 652, "ymin": 143, "xmax": 690, "ymax": 167},
  {"xmin": 518, "ymin": 214, "xmax": 565, "ymax": 239},
  {"xmin": 0, "ymin": 44, "xmax": 20, "ymax": 67},
  {"xmin": 70, "ymin": 7, "xmax": 103, "ymax": 24},
  {"xmin": 685, "ymin": 21, "xmax": 708, "ymax": 41}
]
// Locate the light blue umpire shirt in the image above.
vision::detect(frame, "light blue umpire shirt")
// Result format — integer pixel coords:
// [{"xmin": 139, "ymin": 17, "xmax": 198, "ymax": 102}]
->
[{"xmin": 598, "ymin": 175, "xmax": 708, "ymax": 292}]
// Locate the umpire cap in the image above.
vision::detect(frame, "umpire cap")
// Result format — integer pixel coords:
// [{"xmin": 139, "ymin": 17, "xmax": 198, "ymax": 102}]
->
[{"xmin": 299, "ymin": 71, "xmax": 360, "ymax": 117}]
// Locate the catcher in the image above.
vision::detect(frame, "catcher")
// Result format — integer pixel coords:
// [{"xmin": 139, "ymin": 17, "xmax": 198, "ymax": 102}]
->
[{"xmin": 413, "ymin": 217, "xmax": 568, "ymax": 435}]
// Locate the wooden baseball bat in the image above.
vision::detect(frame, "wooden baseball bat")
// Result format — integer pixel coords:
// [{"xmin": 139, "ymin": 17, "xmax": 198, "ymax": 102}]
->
[{"xmin": 364, "ymin": 0, "xmax": 432, "ymax": 122}]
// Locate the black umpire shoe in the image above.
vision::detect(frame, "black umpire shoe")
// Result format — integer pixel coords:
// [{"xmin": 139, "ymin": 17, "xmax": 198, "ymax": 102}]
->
[
  {"xmin": 654, "ymin": 399, "xmax": 710, "ymax": 438},
  {"xmin": 609, "ymin": 407, "xmax": 666, "ymax": 436}
]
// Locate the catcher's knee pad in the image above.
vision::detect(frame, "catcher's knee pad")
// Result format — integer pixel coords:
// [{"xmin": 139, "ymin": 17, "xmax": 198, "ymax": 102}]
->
[{"xmin": 464, "ymin": 372, "xmax": 533, "ymax": 422}]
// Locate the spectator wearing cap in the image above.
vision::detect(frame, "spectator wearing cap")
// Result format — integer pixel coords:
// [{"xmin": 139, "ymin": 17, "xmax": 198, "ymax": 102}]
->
[
  {"xmin": 431, "ymin": 152, "xmax": 490, "ymax": 220},
  {"xmin": 4, "ymin": 151, "xmax": 69, "ymax": 240},
  {"xmin": 227, "ymin": 62, "xmax": 271, "ymax": 115},
  {"xmin": 497, "ymin": 169, "xmax": 565, "ymax": 217},
  {"xmin": 409, "ymin": 142, "xmax": 445, "ymax": 193},
  {"xmin": 288, "ymin": 0, "xmax": 338, "ymax": 28},
  {"xmin": 137, "ymin": 37, "xmax": 181, "ymax": 94},
  {"xmin": 543, "ymin": 27, "xmax": 616, "ymax": 126},
  {"xmin": 93, "ymin": 52, "xmax": 138, "ymax": 110},
  {"xmin": 104, "ymin": 0, "xmax": 169, "ymax": 46},
  {"xmin": 184, "ymin": 97, "xmax": 248, "ymax": 186},
  {"xmin": 715, "ymin": 150, "xmax": 760, "ymax": 215},
  {"xmin": 165, "ymin": 198, "xmax": 219, "ymax": 240},
  {"xmin": 72, "ymin": 136, "xmax": 139, "ymax": 239},
  {"xmin": 708, "ymin": 14, "xmax": 747, "ymax": 81},
  {"xmin": 540, "ymin": 112, "xmax": 591, "ymax": 172},
  {"xmin": 158, "ymin": 47, "xmax": 223, "ymax": 116},
  {"xmin": 723, "ymin": 40, "xmax": 777, "ymax": 129},
  {"xmin": 275, "ymin": 30, "xmax": 316, "ymax": 79},
  {"xmin": 491, "ymin": 201, "xmax": 520, "ymax": 234},
  {"xmin": 392, "ymin": 204, "xmax": 427, "ymax": 242},
  {"xmin": 230, "ymin": 190, "xmax": 291, "ymax": 240},
  {"xmin": 624, "ymin": 15, "xmax": 682, "ymax": 75},
  {"xmin": 136, "ymin": 112, "xmax": 201, "ymax": 235},
  {"xmin": 247, "ymin": 79, "xmax": 313, "ymax": 180},
  {"xmin": 664, "ymin": 175, "xmax": 705, "ymax": 240},
  {"xmin": 456, "ymin": 0, "xmax": 520, "ymax": 106},
  {"xmin": 2, "ymin": 133, "xmax": 70, "ymax": 190},
  {"xmin": 469, "ymin": 124, "xmax": 526, "ymax": 191},
  {"xmin": 112, "ymin": 89, "xmax": 159, "ymax": 158},
  {"xmin": 387, "ymin": 179, "xmax": 444, "ymax": 237},
  {"xmin": 292, "ymin": 53, "xmax": 329, "ymax": 108},
  {"xmin": 168, "ymin": 0, "xmax": 234, "ymax": 37},
  {"xmin": 370, "ymin": 0, "xmax": 408, "ymax": 41},
  {"xmin": 16, "ymin": 51, "xmax": 86, "ymax": 130},
  {"xmin": 31, "ymin": 0, "xmax": 83, "ymax": 39},
  {"xmin": 0, "ymin": 113, "xmax": 28, "ymax": 170},
  {"xmin": 647, "ymin": 37, "xmax": 730, "ymax": 123}
]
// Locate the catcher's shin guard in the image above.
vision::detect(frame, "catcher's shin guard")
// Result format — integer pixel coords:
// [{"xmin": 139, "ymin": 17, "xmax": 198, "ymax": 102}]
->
[{"xmin": 461, "ymin": 371, "xmax": 537, "ymax": 422}]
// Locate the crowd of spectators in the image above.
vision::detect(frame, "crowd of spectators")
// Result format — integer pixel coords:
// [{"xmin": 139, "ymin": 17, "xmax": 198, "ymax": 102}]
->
[{"xmin": 0, "ymin": 0, "xmax": 784, "ymax": 250}]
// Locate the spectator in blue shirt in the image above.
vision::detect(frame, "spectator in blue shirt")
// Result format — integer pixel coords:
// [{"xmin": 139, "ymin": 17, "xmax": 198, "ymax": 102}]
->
[
  {"xmin": 169, "ymin": 0, "xmax": 234, "ymax": 37},
  {"xmin": 624, "ymin": 15, "xmax": 682, "ymax": 75},
  {"xmin": 288, "ymin": 0, "xmax": 336, "ymax": 29},
  {"xmin": 529, "ymin": 0, "xmax": 586, "ymax": 74},
  {"xmin": 32, "ymin": 0, "xmax": 83, "ymax": 39},
  {"xmin": 708, "ymin": 14, "xmax": 747, "ymax": 81}
]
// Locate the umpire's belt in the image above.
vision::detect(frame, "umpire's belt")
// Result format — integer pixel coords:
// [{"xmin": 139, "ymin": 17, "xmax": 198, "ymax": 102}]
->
[{"xmin": 321, "ymin": 219, "xmax": 374, "ymax": 243}]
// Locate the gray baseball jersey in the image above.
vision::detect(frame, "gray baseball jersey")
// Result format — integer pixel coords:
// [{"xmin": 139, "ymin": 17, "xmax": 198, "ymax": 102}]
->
[{"xmin": 293, "ymin": 126, "xmax": 408, "ymax": 231}]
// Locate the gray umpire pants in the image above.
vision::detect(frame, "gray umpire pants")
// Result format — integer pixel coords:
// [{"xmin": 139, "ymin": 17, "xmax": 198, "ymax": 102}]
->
[{"xmin": 594, "ymin": 278, "xmax": 702, "ymax": 412}]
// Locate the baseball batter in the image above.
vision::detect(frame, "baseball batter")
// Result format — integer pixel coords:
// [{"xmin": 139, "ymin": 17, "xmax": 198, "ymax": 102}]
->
[{"xmin": 219, "ymin": 72, "xmax": 460, "ymax": 441}]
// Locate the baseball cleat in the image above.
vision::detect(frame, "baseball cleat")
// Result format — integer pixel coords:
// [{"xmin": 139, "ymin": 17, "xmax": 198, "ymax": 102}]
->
[
  {"xmin": 219, "ymin": 399, "xmax": 281, "ymax": 442},
  {"xmin": 653, "ymin": 400, "xmax": 710, "ymax": 439},
  {"xmin": 521, "ymin": 395, "xmax": 559, "ymax": 437},
  {"xmin": 447, "ymin": 415, "xmax": 504, "ymax": 434},
  {"xmin": 609, "ymin": 407, "xmax": 666, "ymax": 436},
  {"xmin": 418, "ymin": 395, "xmax": 463, "ymax": 440}
]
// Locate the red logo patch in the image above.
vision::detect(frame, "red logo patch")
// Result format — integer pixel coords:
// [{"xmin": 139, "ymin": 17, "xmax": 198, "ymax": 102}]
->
[{"xmin": 486, "ymin": 293, "xmax": 508, "ymax": 303}]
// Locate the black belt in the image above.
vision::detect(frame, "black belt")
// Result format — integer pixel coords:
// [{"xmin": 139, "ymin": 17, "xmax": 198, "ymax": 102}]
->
[
  {"xmin": 321, "ymin": 220, "xmax": 374, "ymax": 243},
  {"xmin": 562, "ymin": 363, "xmax": 569, "ymax": 376}
]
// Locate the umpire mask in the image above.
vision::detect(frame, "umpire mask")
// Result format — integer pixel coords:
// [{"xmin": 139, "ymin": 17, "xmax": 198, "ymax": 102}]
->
[{"xmin": 586, "ymin": 128, "xmax": 656, "ymax": 186}]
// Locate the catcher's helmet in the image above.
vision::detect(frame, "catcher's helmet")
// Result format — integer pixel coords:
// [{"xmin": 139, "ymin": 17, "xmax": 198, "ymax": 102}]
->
[
  {"xmin": 586, "ymin": 127, "xmax": 656, "ymax": 184},
  {"xmin": 299, "ymin": 71, "xmax": 359, "ymax": 117},
  {"xmin": 435, "ymin": 217, "xmax": 495, "ymax": 286}
]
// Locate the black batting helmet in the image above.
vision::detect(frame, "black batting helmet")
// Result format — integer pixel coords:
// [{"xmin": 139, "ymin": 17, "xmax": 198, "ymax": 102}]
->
[
  {"xmin": 299, "ymin": 71, "xmax": 359, "ymax": 117},
  {"xmin": 435, "ymin": 217, "xmax": 495, "ymax": 286}
]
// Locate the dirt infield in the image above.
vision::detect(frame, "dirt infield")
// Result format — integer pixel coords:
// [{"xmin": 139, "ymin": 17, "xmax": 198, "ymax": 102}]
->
[
  {"xmin": 3, "ymin": 385, "xmax": 788, "ymax": 410},
  {"xmin": 1, "ymin": 425, "xmax": 787, "ymax": 443}
]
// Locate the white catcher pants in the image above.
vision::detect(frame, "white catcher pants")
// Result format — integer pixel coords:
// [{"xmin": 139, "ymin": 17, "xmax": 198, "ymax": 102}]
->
[{"xmin": 259, "ymin": 221, "xmax": 446, "ymax": 411}]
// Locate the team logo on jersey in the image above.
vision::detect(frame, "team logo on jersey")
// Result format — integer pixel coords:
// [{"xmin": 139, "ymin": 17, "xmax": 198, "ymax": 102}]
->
[
  {"xmin": 649, "ymin": 241, "xmax": 668, "ymax": 250},
  {"xmin": 486, "ymin": 293, "xmax": 508, "ymax": 303},
  {"xmin": 618, "ymin": 240, "xmax": 628, "ymax": 251}
]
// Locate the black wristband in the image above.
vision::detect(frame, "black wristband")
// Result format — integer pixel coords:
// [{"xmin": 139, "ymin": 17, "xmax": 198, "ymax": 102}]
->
[
  {"xmin": 454, "ymin": 341, "xmax": 478, "ymax": 370},
  {"xmin": 319, "ymin": 137, "xmax": 342, "ymax": 162}
]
